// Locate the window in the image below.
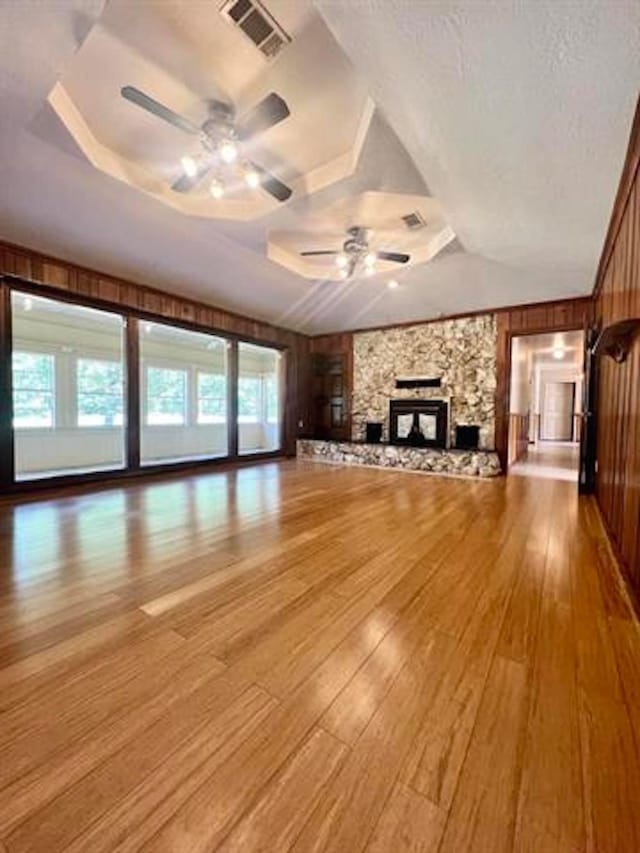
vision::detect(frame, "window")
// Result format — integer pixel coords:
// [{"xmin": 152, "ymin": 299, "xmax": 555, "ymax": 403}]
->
[
  {"xmin": 197, "ymin": 372, "xmax": 226, "ymax": 424},
  {"xmin": 77, "ymin": 359, "xmax": 124, "ymax": 426},
  {"xmin": 11, "ymin": 292, "xmax": 126, "ymax": 480},
  {"xmin": 238, "ymin": 376, "xmax": 261, "ymax": 423},
  {"xmin": 12, "ymin": 351, "xmax": 55, "ymax": 428},
  {"xmin": 145, "ymin": 367, "xmax": 187, "ymax": 425},
  {"xmin": 140, "ymin": 323, "xmax": 228, "ymax": 465},
  {"xmin": 238, "ymin": 342, "xmax": 281, "ymax": 453}
]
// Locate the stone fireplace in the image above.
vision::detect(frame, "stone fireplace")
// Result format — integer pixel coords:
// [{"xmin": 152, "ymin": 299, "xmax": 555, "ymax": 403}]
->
[
  {"xmin": 351, "ymin": 314, "xmax": 497, "ymax": 450},
  {"xmin": 389, "ymin": 399, "xmax": 448, "ymax": 448}
]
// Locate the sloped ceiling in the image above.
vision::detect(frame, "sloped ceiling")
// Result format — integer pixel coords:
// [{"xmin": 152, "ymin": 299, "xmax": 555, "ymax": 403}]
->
[{"xmin": 0, "ymin": 0, "xmax": 638, "ymax": 334}]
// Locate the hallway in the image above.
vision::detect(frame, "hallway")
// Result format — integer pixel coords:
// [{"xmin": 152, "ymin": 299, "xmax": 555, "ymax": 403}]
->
[{"xmin": 510, "ymin": 441, "xmax": 580, "ymax": 482}]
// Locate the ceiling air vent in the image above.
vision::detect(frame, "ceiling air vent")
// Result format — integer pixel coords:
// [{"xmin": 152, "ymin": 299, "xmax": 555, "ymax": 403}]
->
[
  {"xmin": 401, "ymin": 211, "xmax": 427, "ymax": 230},
  {"xmin": 221, "ymin": 0, "xmax": 291, "ymax": 61}
]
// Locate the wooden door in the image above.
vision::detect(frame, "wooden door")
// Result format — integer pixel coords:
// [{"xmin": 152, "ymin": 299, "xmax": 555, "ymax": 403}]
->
[{"xmin": 541, "ymin": 382, "xmax": 575, "ymax": 441}]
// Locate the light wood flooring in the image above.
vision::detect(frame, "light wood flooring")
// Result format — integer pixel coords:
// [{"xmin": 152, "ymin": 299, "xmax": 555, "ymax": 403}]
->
[{"xmin": 0, "ymin": 460, "xmax": 639, "ymax": 852}]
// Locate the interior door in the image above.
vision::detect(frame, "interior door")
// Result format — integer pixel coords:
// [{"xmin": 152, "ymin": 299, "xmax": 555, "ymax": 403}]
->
[{"xmin": 541, "ymin": 381, "xmax": 575, "ymax": 441}]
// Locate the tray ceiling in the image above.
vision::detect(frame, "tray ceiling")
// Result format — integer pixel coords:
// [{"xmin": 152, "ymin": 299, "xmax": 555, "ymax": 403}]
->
[{"xmin": 0, "ymin": 0, "xmax": 638, "ymax": 333}]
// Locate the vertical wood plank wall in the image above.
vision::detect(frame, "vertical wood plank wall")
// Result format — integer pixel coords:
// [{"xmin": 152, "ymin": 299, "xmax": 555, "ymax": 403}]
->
[
  {"xmin": 0, "ymin": 240, "xmax": 310, "ymax": 456},
  {"xmin": 593, "ymin": 96, "xmax": 640, "ymax": 596}
]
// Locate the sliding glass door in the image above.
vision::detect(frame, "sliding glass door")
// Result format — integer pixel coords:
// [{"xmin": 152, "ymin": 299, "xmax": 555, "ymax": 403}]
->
[
  {"xmin": 140, "ymin": 321, "xmax": 229, "ymax": 465},
  {"xmin": 2, "ymin": 283, "xmax": 285, "ymax": 486},
  {"xmin": 238, "ymin": 342, "xmax": 281, "ymax": 454},
  {"xmin": 11, "ymin": 292, "xmax": 126, "ymax": 480}
]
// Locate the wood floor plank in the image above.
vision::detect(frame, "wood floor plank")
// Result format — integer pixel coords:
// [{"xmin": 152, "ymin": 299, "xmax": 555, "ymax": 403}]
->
[
  {"xmin": 217, "ymin": 728, "xmax": 347, "ymax": 852},
  {"xmin": 578, "ymin": 688, "xmax": 640, "ymax": 851},
  {"xmin": 365, "ymin": 784, "xmax": 447, "ymax": 853},
  {"xmin": 49, "ymin": 685, "xmax": 277, "ymax": 853},
  {"xmin": 438, "ymin": 655, "xmax": 529, "ymax": 853},
  {"xmin": 290, "ymin": 629, "xmax": 454, "ymax": 853},
  {"xmin": 513, "ymin": 597, "xmax": 584, "ymax": 851}
]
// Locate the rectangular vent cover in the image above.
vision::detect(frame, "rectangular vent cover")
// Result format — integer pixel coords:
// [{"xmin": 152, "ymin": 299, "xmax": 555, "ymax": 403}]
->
[
  {"xmin": 221, "ymin": 0, "xmax": 291, "ymax": 61},
  {"xmin": 401, "ymin": 211, "xmax": 427, "ymax": 230}
]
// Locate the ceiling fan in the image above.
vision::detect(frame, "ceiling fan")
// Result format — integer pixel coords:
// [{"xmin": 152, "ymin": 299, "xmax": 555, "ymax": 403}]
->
[
  {"xmin": 301, "ymin": 226, "xmax": 410, "ymax": 278},
  {"xmin": 120, "ymin": 86, "xmax": 292, "ymax": 202}
]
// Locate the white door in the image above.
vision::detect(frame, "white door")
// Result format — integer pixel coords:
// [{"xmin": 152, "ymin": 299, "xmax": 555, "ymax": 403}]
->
[{"xmin": 541, "ymin": 382, "xmax": 574, "ymax": 441}]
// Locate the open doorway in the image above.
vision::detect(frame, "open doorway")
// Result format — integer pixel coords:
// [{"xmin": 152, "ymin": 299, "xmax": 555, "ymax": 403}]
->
[{"xmin": 507, "ymin": 330, "xmax": 585, "ymax": 481}]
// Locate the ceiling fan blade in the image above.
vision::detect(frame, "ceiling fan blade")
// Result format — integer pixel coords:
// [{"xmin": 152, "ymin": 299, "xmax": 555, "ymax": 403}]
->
[
  {"xmin": 250, "ymin": 162, "xmax": 292, "ymax": 202},
  {"xmin": 171, "ymin": 162, "xmax": 212, "ymax": 193},
  {"xmin": 237, "ymin": 93, "xmax": 290, "ymax": 140},
  {"xmin": 376, "ymin": 251, "xmax": 411, "ymax": 264},
  {"xmin": 300, "ymin": 250, "xmax": 339, "ymax": 256},
  {"xmin": 121, "ymin": 86, "xmax": 200, "ymax": 135}
]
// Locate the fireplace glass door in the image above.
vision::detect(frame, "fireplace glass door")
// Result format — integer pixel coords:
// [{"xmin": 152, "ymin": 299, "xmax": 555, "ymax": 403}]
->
[
  {"xmin": 389, "ymin": 399, "xmax": 448, "ymax": 448},
  {"xmin": 396, "ymin": 413, "xmax": 414, "ymax": 439},
  {"xmin": 419, "ymin": 413, "xmax": 438, "ymax": 440}
]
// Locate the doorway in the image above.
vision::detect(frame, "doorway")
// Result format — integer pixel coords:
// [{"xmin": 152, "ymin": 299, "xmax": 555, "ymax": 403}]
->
[{"xmin": 507, "ymin": 330, "xmax": 584, "ymax": 481}]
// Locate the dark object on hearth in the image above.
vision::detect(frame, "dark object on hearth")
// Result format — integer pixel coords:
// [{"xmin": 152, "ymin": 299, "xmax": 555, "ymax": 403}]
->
[
  {"xmin": 407, "ymin": 423, "xmax": 427, "ymax": 446},
  {"xmin": 395, "ymin": 377, "xmax": 442, "ymax": 389},
  {"xmin": 455, "ymin": 425, "xmax": 480, "ymax": 450},
  {"xmin": 365, "ymin": 422, "xmax": 383, "ymax": 443}
]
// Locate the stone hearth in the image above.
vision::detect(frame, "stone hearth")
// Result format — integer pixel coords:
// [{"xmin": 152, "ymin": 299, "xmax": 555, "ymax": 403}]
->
[{"xmin": 297, "ymin": 439, "xmax": 500, "ymax": 478}]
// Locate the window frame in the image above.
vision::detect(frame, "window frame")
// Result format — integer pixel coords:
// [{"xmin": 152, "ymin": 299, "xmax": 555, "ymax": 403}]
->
[
  {"xmin": 76, "ymin": 356, "xmax": 125, "ymax": 428},
  {"xmin": 196, "ymin": 369, "xmax": 227, "ymax": 425},
  {"xmin": 237, "ymin": 373, "xmax": 263, "ymax": 424},
  {"xmin": 143, "ymin": 363, "xmax": 189, "ymax": 427},
  {"xmin": 11, "ymin": 349, "xmax": 57, "ymax": 430}
]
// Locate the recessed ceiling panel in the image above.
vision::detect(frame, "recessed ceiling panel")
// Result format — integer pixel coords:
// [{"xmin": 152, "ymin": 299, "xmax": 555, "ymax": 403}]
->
[{"xmin": 48, "ymin": 0, "xmax": 374, "ymax": 219}]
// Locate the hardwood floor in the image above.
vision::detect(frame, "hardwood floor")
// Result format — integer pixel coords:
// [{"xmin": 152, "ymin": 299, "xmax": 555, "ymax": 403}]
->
[{"xmin": 0, "ymin": 460, "xmax": 639, "ymax": 851}]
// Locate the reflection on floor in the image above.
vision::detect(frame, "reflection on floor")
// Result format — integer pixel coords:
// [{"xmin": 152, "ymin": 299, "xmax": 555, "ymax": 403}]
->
[
  {"xmin": 0, "ymin": 460, "xmax": 640, "ymax": 853},
  {"xmin": 510, "ymin": 441, "xmax": 579, "ymax": 482},
  {"xmin": 1, "ymin": 460, "xmax": 639, "ymax": 850}
]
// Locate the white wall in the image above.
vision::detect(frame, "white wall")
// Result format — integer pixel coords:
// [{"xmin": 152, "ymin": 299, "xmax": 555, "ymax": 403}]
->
[
  {"xmin": 15, "ymin": 428, "xmax": 125, "ymax": 475},
  {"xmin": 16, "ymin": 421, "xmax": 279, "ymax": 474}
]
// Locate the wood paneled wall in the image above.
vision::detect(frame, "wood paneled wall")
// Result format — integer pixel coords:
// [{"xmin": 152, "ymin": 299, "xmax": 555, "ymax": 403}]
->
[
  {"xmin": 593, "ymin": 95, "xmax": 640, "ymax": 597},
  {"xmin": 508, "ymin": 413, "xmax": 529, "ymax": 465},
  {"xmin": 0, "ymin": 240, "xmax": 310, "ymax": 456}
]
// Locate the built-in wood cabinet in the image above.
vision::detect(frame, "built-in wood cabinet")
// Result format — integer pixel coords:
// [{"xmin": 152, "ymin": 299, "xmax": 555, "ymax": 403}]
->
[{"xmin": 311, "ymin": 353, "xmax": 350, "ymax": 440}]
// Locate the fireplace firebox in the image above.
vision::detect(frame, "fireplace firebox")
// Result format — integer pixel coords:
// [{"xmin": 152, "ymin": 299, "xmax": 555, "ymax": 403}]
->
[{"xmin": 389, "ymin": 399, "xmax": 448, "ymax": 448}]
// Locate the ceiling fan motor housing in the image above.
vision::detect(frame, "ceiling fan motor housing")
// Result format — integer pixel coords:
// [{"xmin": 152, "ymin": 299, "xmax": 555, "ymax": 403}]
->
[
  {"xmin": 201, "ymin": 104, "xmax": 236, "ymax": 150},
  {"xmin": 344, "ymin": 226, "xmax": 369, "ymax": 255}
]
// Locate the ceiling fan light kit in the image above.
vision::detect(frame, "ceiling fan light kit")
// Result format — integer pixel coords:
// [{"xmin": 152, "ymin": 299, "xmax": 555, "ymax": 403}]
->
[
  {"xmin": 120, "ymin": 86, "xmax": 292, "ymax": 202},
  {"xmin": 209, "ymin": 178, "xmax": 225, "ymax": 199}
]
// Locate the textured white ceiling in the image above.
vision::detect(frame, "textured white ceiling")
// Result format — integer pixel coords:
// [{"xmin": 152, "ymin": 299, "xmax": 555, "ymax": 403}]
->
[{"xmin": 0, "ymin": 1, "xmax": 638, "ymax": 334}]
